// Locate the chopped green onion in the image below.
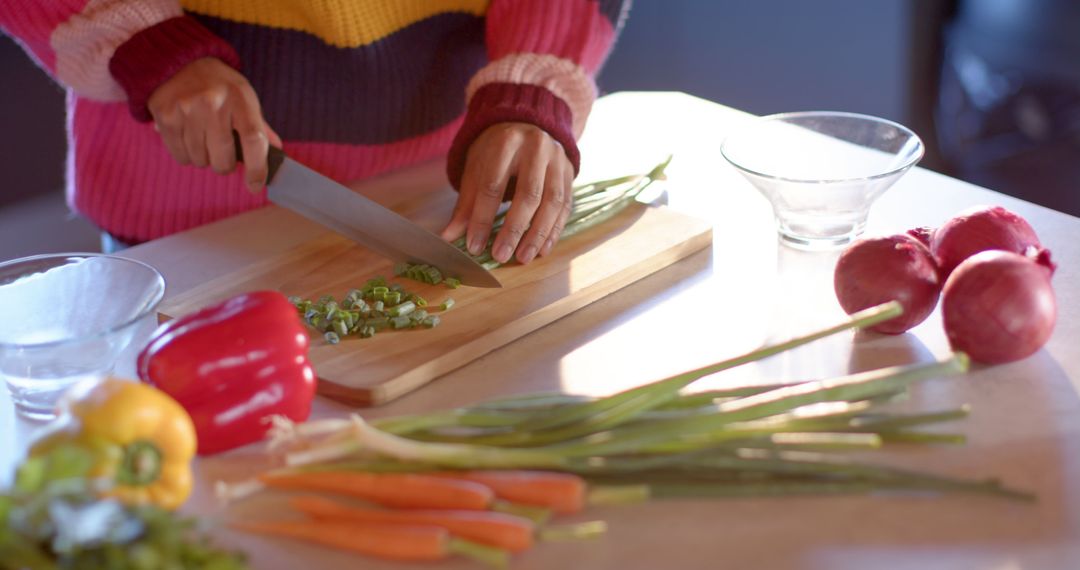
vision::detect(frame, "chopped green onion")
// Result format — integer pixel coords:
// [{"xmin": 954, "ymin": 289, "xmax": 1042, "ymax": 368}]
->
[
  {"xmin": 440, "ymin": 298, "xmax": 455, "ymax": 311},
  {"xmin": 389, "ymin": 301, "xmax": 416, "ymax": 317},
  {"xmin": 423, "ymin": 315, "xmax": 441, "ymax": 328},
  {"xmin": 367, "ymin": 317, "xmax": 390, "ymax": 330},
  {"xmin": 332, "ymin": 319, "xmax": 348, "ymax": 337},
  {"xmin": 324, "ymin": 331, "xmax": 340, "ymax": 344},
  {"xmin": 443, "ymin": 277, "xmax": 462, "ymax": 289},
  {"xmin": 391, "ymin": 316, "xmax": 412, "ymax": 330}
]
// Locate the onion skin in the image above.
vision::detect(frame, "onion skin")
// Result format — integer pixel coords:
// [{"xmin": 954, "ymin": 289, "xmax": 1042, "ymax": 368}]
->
[
  {"xmin": 834, "ymin": 235, "xmax": 941, "ymax": 334},
  {"xmin": 931, "ymin": 205, "xmax": 1043, "ymax": 277},
  {"xmin": 906, "ymin": 226, "xmax": 934, "ymax": 248},
  {"xmin": 942, "ymin": 250, "xmax": 1056, "ymax": 364}
]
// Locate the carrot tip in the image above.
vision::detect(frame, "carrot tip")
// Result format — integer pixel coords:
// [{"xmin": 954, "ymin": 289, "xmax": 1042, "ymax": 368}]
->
[
  {"xmin": 448, "ymin": 538, "xmax": 510, "ymax": 569},
  {"xmin": 587, "ymin": 484, "xmax": 651, "ymax": 506},
  {"xmin": 539, "ymin": 521, "xmax": 608, "ymax": 542},
  {"xmin": 491, "ymin": 500, "xmax": 552, "ymax": 525}
]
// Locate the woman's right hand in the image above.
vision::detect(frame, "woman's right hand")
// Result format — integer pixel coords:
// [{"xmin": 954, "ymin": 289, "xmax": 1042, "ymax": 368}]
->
[{"xmin": 147, "ymin": 57, "xmax": 281, "ymax": 192}]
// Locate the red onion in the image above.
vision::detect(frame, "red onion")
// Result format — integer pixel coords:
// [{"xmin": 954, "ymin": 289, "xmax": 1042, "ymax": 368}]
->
[
  {"xmin": 931, "ymin": 205, "xmax": 1049, "ymax": 277},
  {"xmin": 834, "ymin": 234, "xmax": 941, "ymax": 334},
  {"xmin": 942, "ymin": 250, "xmax": 1056, "ymax": 364}
]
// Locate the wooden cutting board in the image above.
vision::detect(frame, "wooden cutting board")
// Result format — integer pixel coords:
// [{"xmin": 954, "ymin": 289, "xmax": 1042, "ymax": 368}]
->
[{"xmin": 158, "ymin": 193, "xmax": 712, "ymax": 406}]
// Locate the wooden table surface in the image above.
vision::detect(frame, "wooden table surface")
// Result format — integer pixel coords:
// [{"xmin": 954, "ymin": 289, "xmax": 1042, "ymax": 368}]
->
[{"xmin": 3, "ymin": 92, "xmax": 1079, "ymax": 570}]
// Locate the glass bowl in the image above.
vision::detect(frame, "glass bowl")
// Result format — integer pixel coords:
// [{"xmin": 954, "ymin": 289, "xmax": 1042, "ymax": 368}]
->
[
  {"xmin": 721, "ymin": 111, "xmax": 924, "ymax": 249},
  {"xmin": 0, "ymin": 253, "xmax": 165, "ymax": 420}
]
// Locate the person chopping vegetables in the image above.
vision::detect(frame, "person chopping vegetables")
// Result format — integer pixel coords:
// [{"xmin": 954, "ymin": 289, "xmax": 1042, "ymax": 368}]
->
[{"xmin": 0, "ymin": 0, "xmax": 628, "ymax": 264}]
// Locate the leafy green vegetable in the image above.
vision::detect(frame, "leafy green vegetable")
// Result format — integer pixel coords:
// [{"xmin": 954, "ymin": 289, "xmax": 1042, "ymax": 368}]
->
[{"xmin": 1, "ymin": 448, "xmax": 246, "ymax": 570}]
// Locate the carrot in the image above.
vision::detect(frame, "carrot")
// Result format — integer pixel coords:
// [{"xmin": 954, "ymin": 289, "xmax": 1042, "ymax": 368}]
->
[
  {"xmin": 232, "ymin": 519, "xmax": 510, "ymax": 567},
  {"xmin": 259, "ymin": 471, "xmax": 493, "ymax": 510},
  {"xmin": 290, "ymin": 495, "xmax": 535, "ymax": 553},
  {"xmin": 231, "ymin": 519, "xmax": 448, "ymax": 561},
  {"xmin": 434, "ymin": 470, "xmax": 586, "ymax": 514}
]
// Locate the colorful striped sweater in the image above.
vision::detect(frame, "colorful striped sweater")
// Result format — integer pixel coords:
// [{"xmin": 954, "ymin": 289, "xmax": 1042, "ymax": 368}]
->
[{"xmin": 0, "ymin": 0, "xmax": 627, "ymax": 243}]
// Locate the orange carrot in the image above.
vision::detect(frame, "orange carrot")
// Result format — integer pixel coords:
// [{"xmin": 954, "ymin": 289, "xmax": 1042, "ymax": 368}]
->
[
  {"xmin": 434, "ymin": 470, "xmax": 586, "ymax": 514},
  {"xmin": 259, "ymin": 471, "xmax": 493, "ymax": 510},
  {"xmin": 232, "ymin": 519, "xmax": 510, "ymax": 567},
  {"xmin": 290, "ymin": 495, "xmax": 535, "ymax": 553},
  {"xmin": 232, "ymin": 519, "xmax": 448, "ymax": 561}
]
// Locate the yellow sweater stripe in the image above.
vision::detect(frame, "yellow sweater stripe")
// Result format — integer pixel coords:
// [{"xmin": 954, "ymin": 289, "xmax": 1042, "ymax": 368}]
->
[{"xmin": 179, "ymin": 0, "xmax": 491, "ymax": 48}]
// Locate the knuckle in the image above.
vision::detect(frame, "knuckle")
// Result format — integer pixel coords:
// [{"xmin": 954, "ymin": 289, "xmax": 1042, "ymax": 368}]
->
[
  {"xmin": 480, "ymin": 181, "xmax": 504, "ymax": 200},
  {"xmin": 524, "ymin": 126, "xmax": 548, "ymax": 147},
  {"xmin": 503, "ymin": 224, "xmax": 527, "ymax": 240},
  {"xmin": 155, "ymin": 109, "xmax": 183, "ymax": 128},
  {"xmin": 545, "ymin": 189, "xmax": 566, "ymax": 210},
  {"xmin": 240, "ymin": 130, "xmax": 266, "ymax": 145},
  {"xmin": 178, "ymin": 94, "xmax": 205, "ymax": 113},
  {"xmin": 521, "ymin": 183, "xmax": 543, "ymax": 204}
]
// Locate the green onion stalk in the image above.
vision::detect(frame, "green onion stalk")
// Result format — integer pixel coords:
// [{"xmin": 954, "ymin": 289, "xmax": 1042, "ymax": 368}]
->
[{"xmin": 240, "ymin": 301, "xmax": 1033, "ymax": 504}]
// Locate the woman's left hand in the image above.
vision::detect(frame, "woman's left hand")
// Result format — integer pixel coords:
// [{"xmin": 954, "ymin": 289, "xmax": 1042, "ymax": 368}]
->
[{"xmin": 441, "ymin": 122, "xmax": 574, "ymax": 265}]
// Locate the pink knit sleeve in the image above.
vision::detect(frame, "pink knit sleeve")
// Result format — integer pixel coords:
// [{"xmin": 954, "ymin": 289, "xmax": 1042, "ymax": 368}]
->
[
  {"xmin": 0, "ymin": 1, "xmax": 239, "ymax": 120},
  {"xmin": 446, "ymin": 0, "xmax": 630, "ymax": 189}
]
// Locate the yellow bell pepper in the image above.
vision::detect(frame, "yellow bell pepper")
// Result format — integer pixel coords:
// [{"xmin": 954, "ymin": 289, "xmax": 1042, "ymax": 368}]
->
[{"xmin": 29, "ymin": 377, "xmax": 197, "ymax": 510}]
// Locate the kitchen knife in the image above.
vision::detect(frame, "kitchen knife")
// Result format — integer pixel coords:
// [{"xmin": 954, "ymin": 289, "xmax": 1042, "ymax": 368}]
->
[{"xmin": 237, "ymin": 135, "xmax": 501, "ymax": 288}]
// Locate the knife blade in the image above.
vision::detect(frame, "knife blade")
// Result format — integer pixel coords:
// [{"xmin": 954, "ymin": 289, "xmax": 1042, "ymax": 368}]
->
[{"xmin": 241, "ymin": 137, "xmax": 501, "ymax": 288}]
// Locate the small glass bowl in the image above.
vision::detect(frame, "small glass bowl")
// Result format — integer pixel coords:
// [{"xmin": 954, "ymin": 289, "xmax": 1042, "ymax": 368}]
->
[
  {"xmin": 721, "ymin": 111, "xmax": 924, "ymax": 249},
  {"xmin": 0, "ymin": 253, "xmax": 165, "ymax": 420}
]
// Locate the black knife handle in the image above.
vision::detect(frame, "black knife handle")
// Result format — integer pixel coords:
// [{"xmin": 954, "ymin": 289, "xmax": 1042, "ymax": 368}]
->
[{"xmin": 232, "ymin": 130, "xmax": 286, "ymax": 184}]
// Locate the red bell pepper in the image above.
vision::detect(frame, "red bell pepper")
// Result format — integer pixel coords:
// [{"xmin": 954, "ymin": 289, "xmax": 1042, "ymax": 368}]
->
[{"xmin": 137, "ymin": 291, "xmax": 316, "ymax": 455}]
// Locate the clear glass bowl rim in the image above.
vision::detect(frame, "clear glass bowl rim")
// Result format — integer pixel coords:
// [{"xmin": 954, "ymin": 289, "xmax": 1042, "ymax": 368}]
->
[
  {"xmin": 720, "ymin": 110, "xmax": 926, "ymax": 185},
  {"xmin": 0, "ymin": 252, "xmax": 165, "ymax": 351}
]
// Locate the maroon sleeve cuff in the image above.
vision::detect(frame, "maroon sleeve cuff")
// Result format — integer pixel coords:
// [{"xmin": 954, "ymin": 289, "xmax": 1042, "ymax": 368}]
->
[
  {"xmin": 447, "ymin": 82, "xmax": 580, "ymax": 190},
  {"xmin": 109, "ymin": 15, "xmax": 241, "ymax": 122}
]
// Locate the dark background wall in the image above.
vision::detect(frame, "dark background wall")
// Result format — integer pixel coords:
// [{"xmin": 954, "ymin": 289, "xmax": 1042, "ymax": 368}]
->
[
  {"xmin": 0, "ymin": 36, "xmax": 66, "ymax": 208},
  {"xmin": 601, "ymin": 1, "xmax": 913, "ymax": 123}
]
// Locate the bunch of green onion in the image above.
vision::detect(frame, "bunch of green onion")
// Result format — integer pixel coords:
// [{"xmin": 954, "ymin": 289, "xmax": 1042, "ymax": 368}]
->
[{"xmin": 259, "ymin": 302, "xmax": 1032, "ymax": 503}]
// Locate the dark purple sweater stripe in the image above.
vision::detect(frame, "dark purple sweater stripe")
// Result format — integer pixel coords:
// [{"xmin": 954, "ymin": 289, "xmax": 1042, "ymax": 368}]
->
[{"xmin": 188, "ymin": 11, "xmax": 487, "ymax": 145}]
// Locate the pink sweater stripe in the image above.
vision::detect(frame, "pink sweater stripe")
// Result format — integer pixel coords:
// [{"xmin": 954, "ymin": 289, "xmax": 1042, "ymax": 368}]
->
[
  {"xmin": 485, "ymin": 0, "xmax": 616, "ymax": 75},
  {"xmin": 50, "ymin": 0, "xmax": 182, "ymax": 101},
  {"xmin": 0, "ymin": 0, "xmax": 92, "ymax": 71}
]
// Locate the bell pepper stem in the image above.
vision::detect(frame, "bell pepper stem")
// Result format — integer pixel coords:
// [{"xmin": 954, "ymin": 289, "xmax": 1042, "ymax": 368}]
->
[{"xmin": 116, "ymin": 441, "xmax": 163, "ymax": 487}]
